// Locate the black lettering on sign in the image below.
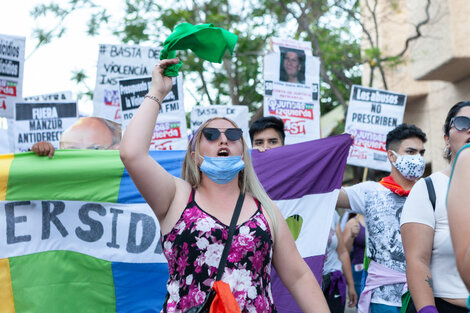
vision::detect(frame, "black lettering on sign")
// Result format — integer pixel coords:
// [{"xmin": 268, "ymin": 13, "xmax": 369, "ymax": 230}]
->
[
  {"xmin": 75, "ymin": 203, "xmax": 106, "ymax": 242},
  {"xmin": 107, "ymin": 208, "xmax": 124, "ymax": 249},
  {"xmin": 126, "ymin": 212, "xmax": 156, "ymax": 253},
  {"xmin": 5, "ymin": 201, "xmax": 32, "ymax": 244},
  {"xmin": 42, "ymin": 201, "xmax": 68, "ymax": 239}
]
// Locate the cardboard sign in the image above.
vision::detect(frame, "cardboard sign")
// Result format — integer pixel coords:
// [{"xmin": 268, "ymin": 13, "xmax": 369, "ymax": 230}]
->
[
  {"xmin": 0, "ymin": 34, "xmax": 25, "ymax": 119},
  {"xmin": 14, "ymin": 101, "xmax": 78, "ymax": 152},
  {"xmin": 93, "ymin": 44, "xmax": 161, "ymax": 123},
  {"xmin": 118, "ymin": 76, "xmax": 188, "ymax": 150},
  {"xmin": 263, "ymin": 37, "xmax": 321, "ymax": 144},
  {"xmin": 345, "ymin": 85, "xmax": 407, "ymax": 171},
  {"xmin": 190, "ymin": 105, "xmax": 251, "ymax": 147}
]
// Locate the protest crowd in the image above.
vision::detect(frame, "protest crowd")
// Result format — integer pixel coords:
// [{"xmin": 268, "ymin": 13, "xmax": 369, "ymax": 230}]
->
[{"xmin": 1, "ymin": 19, "xmax": 470, "ymax": 313}]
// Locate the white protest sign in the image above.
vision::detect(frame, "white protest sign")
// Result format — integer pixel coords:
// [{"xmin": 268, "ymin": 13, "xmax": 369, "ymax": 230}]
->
[
  {"xmin": 119, "ymin": 76, "xmax": 187, "ymax": 150},
  {"xmin": 24, "ymin": 91, "xmax": 73, "ymax": 102},
  {"xmin": 14, "ymin": 101, "xmax": 78, "ymax": 152},
  {"xmin": 0, "ymin": 117, "xmax": 13, "ymax": 154},
  {"xmin": 0, "ymin": 34, "xmax": 25, "ymax": 119},
  {"xmin": 93, "ymin": 44, "xmax": 161, "ymax": 123},
  {"xmin": 345, "ymin": 85, "xmax": 407, "ymax": 171},
  {"xmin": 190, "ymin": 105, "xmax": 251, "ymax": 148},
  {"xmin": 263, "ymin": 37, "xmax": 320, "ymax": 144}
]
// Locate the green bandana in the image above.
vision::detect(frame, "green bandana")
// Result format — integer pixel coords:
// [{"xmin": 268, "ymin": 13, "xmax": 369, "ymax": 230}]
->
[{"xmin": 160, "ymin": 23, "xmax": 238, "ymax": 76}]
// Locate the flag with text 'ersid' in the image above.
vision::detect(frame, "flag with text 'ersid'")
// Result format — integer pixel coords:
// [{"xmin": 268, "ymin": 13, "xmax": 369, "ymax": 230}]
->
[{"xmin": 0, "ymin": 150, "xmax": 185, "ymax": 313}]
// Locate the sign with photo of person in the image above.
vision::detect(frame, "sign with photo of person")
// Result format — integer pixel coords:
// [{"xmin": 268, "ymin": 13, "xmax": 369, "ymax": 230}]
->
[
  {"xmin": 190, "ymin": 105, "xmax": 251, "ymax": 148},
  {"xmin": 93, "ymin": 44, "xmax": 162, "ymax": 123},
  {"xmin": 0, "ymin": 34, "xmax": 25, "ymax": 119},
  {"xmin": 13, "ymin": 101, "xmax": 78, "ymax": 152},
  {"xmin": 345, "ymin": 85, "xmax": 407, "ymax": 171},
  {"xmin": 118, "ymin": 76, "xmax": 188, "ymax": 151},
  {"xmin": 263, "ymin": 37, "xmax": 321, "ymax": 144}
]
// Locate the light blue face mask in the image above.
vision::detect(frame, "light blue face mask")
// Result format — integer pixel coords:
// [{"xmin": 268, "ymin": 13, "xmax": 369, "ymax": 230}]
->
[{"xmin": 200, "ymin": 155, "xmax": 245, "ymax": 184}]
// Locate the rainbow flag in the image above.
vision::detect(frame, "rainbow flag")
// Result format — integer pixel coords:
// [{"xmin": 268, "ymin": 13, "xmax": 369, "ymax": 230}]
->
[
  {"xmin": 0, "ymin": 150, "xmax": 185, "ymax": 313},
  {"xmin": 0, "ymin": 134, "xmax": 351, "ymax": 313}
]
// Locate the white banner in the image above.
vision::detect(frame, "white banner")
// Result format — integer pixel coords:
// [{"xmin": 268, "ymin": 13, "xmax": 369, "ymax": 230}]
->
[
  {"xmin": 345, "ymin": 85, "xmax": 407, "ymax": 171},
  {"xmin": 14, "ymin": 101, "xmax": 78, "ymax": 152},
  {"xmin": 190, "ymin": 105, "xmax": 251, "ymax": 147},
  {"xmin": 0, "ymin": 34, "xmax": 25, "ymax": 119},
  {"xmin": 263, "ymin": 37, "xmax": 321, "ymax": 144},
  {"xmin": 24, "ymin": 91, "xmax": 73, "ymax": 102},
  {"xmin": 119, "ymin": 76, "xmax": 188, "ymax": 150},
  {"xmin": 93, "ymin": 44, "xmax": 161, "ymax": 123},
  {"xmin": 0, "ymin": 200, "xmax": 166, "ymax": 263}
]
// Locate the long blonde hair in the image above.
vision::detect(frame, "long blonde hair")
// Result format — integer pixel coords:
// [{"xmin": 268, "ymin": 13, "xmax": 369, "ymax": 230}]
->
[{"xmin": 181, "ymin": 117, "xmax": 278, "ymax": 238}]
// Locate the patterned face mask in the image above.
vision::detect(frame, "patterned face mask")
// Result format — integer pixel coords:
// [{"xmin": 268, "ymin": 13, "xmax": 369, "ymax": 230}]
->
[{"xmin": 392, "ymin": 151, "xmax": 425, "ymax": 181}]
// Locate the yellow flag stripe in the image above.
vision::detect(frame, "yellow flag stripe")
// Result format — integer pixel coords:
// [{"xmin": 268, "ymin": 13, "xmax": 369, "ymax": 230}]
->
[
  {"xmin": 0, "ymin": 258, "xmax": 15, "ymax": 313},
  {"xmin": 0, "ymin": 154, "xmax": 14, "ymax": 201}
]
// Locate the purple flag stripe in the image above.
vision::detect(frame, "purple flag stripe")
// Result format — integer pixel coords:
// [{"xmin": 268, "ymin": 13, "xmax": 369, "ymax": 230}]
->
[
  {"xmin": 271, "ymin": 255, "xmax": 325, "ymax": 312},
  {"xmin": 251, "ymin": 134, "xmax": 353, "ymax": 200}
]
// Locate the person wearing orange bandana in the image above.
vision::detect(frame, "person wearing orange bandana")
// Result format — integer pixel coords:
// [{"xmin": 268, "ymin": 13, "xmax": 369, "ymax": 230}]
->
[{"xmin": 336, "ymin": 124, "xmax": 427, "ymax": 313}]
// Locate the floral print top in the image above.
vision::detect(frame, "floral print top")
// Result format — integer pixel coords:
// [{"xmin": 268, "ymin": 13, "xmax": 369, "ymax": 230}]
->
[{"xmin": 161, "ymin": 189, "xmax": 277, "ymax": 313}]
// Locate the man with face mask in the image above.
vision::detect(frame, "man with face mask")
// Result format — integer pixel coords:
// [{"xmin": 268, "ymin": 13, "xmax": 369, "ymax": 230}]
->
[{"xmin": 336, "ymin": 123, "xmax": 427, "ymax": 313}]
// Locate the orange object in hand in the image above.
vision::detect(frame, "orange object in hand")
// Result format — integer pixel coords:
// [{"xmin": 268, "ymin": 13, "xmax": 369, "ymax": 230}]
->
[{"xmin": 209, "ymin": 281, "xmax": 241, "ymax": 313}]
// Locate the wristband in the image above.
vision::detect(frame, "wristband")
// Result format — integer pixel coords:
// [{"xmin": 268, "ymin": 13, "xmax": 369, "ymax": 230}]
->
[
  {"xmin": 418, "ymin": 305, "xmax": 438, "ymax": 313},
  {"xmin": 144, "ymin": 94, "xmax": 161, "ymax": 108}
]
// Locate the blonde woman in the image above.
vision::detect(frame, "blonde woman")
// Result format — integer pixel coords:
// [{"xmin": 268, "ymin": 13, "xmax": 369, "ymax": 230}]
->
[{"xmin": 120, "ymin": 57, "xmax": 329, "ymax": 313}]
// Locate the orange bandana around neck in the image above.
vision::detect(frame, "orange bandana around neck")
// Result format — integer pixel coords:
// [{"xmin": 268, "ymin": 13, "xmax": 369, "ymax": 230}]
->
[{"xmin": 379, "ymin": 175, "xmax": 410, "ymax": 196}]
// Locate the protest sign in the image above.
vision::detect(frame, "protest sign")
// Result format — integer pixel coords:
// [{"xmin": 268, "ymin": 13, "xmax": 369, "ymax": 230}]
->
[
  {"xmin": 118, "ymin": 76, "xmax": 187, "ymax": 150},
  {"xmin": 0, "ymin": 34, "xmax": 25, "ymax": 119},
  {"xmin": 190, "ymin": 105, "xmax": 251, "ymax": 147},
  {"xmin": 0, "ymin": 117, "xmax": 12, "ymax": 153},
  {"xmin": 263, "ymin": 37, "xmax": 321, "ymax": 144},
  {"xmin": 345, "ymin": 85, "xmax": 407, "ymax": 171},
  {"xmin": 24, "ymin": 91, "xmax": 73, "ymax": 102},
  {"xmin": 93, "ymin": 44, "xmax": 161, "ymax": 123},
  {"xmin": 14, "ymin": 101, "xmax": 78, "ymax": 152}
]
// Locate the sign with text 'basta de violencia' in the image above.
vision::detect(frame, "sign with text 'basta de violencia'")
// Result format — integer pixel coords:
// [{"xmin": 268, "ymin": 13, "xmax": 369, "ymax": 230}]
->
[
  {"xmin": 118, "ymin": 76, "xmax": 187, "ymax": 151},
  {"xmin": 263, "ymin": 37, "xmax": 321, "ymax": 144},
  {"xmin": 345, "ymin": 85, "xmax": 407, "ymax": 172},
  {"xmin": 93, "ymin": 44, "xmax": 162, "ymax": 123}
]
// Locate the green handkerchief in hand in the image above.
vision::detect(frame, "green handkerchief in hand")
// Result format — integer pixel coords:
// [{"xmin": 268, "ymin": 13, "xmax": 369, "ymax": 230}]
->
[{"xmin": 160, "ymin": 23, "xmax": 238, "ymax": 76}]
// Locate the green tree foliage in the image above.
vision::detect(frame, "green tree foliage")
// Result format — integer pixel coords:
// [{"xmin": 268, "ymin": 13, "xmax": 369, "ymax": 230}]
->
[{"xmin": 30, "ymin": 0, "xmax": 362, "ymax": 119}]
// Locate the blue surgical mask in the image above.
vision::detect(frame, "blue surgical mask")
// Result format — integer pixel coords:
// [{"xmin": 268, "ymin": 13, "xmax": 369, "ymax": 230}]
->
[{"xmin": 200, "ymin": 155, "xmax": 245, "ymax": 184}]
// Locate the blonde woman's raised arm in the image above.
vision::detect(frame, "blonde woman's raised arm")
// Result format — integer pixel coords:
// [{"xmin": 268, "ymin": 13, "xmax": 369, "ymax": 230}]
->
[{"xmin": 120, "ymin": 58, "xmax": 182, "ymax": 221}]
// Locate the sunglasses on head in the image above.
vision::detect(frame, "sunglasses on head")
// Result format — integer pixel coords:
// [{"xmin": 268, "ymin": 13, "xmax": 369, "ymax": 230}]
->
[
  {"xmin": 202, "ymin": 127, "xmax": 243, "ymax": 142},
  {"xmin": 451, "ymin": 116, "xmax": 470, "ymax": 132}
]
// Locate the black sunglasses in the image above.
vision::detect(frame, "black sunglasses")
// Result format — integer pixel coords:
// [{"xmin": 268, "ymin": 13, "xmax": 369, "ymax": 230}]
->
[
  {"xmin": 451, "ymin": 116, "xmax": 470, "ymax": 132},
  {"xmin": 202, "ymin": 127, "xmax": 243, "ymax": 141}
]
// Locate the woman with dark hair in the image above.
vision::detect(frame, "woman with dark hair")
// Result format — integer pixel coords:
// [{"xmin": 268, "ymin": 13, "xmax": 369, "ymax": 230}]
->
[
  {"xmin": 279, "ymin": 49, "xmax": 305, "ymax": 84},
  {"xmin": 401, "ymin": 101, "xmax": 470, "ymax": 313},
  {"xmin": 120, "ymin": 57, "xmax": 329, "ymax": 312}
]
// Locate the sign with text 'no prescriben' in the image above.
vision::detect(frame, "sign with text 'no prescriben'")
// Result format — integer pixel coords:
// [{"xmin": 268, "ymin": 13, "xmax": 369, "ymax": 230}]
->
[
  {"xmin": 345, "ymin": 85, "xmax": 406, "ymax": 172},
  {"xmin": 14, "ymin": 102, "xmax": 78, "ymax": 152}
]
